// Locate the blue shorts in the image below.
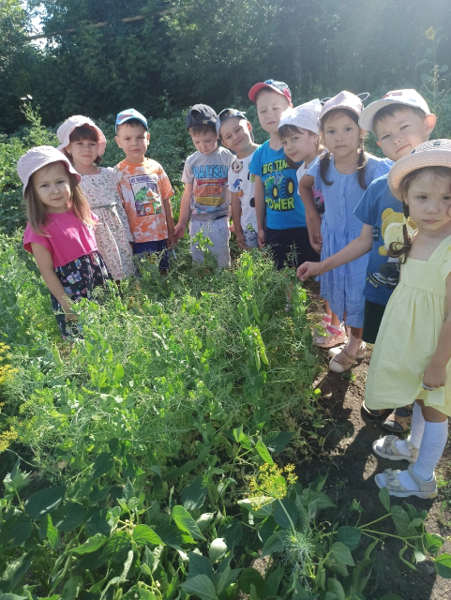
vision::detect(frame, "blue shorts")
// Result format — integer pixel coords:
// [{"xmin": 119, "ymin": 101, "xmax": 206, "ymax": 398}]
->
[{"xmin": 134, "ymin": 239, "xmax": 169, "ymax": 271}]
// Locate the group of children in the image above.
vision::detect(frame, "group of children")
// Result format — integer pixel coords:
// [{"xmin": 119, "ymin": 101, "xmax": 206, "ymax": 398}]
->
[{"xmin": 16, "ymin": 81, "xmax": 451, "ymax": 500}]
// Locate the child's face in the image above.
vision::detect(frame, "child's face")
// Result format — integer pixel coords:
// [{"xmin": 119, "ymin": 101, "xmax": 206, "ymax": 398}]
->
[
  {"xmin": 190, "ymin": 130, "xmax": 218, "ymax": 155},
  {"xmin": 375, "ymin": 110, "xmax": 436, "ymax": 162},
  {"xmin": 32, "ymin": 162, "xmax": 71, "ymax": 213},
  {"xmin": 67, "ymin": 138, "xmax": 99, "ymax": 168},
  {"xmin": 405, "ymin": 170, "xmax": 451, "ymax": 233},
  {"xmin": 322, "ymin": 112, "xmax": 361, "ymax": 160},
  {"xmin": 281, "ymin": 128, "xmax": 319, "ymax": 163},
  {"xmin": 115, "ymin": 123, "xmax": 150, "ymax": 164},
  {"xmin": 220, "ymin": 118, "xmax": 253, "ymax": 156},
  {"xmin": 256, "ymin": 90, "xmax": 290, "ymax": 134}
]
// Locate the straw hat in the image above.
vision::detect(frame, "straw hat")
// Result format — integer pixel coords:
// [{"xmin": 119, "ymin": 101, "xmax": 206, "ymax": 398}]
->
[{"xmin": 388, "ymin": 139, "xmax": 451, "ymax": 201}]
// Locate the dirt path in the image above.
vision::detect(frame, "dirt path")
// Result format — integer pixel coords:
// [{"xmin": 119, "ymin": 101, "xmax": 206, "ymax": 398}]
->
[{"xmin": 297, "ymin": 338, "xmax": 451, "ymax": 599}]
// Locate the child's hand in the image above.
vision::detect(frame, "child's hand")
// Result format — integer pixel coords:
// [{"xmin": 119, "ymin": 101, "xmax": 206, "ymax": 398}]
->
[
  {"xmin": 65, "ymin": 311, "xmax": 78, "ymax": 322},
  {"xmin": 258, "ymin": 230, "xmax": 266, "ymax": 248},
  {"xmin": 173, "ymin": 222, "xmax": 186, "ymax": 239},
  {"xmin": 297, "ymin": 262, "xmax": 322, "ymax": 281},
  {"xmin": 423, "ymin": 364, "xmax": 447, "ymax": 389},
  {"xmin": 235, "ymin": 232, "xmax": 246, "ymax": 250},
  {"xmin": 167, "ymin": 233, "xmax": 178, "ymax": 248},
  {"xmin": 306, "ymin": 212, "xmax": 322, "ymax": 254}
]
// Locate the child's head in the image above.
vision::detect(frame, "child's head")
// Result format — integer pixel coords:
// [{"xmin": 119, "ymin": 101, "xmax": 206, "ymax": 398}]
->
[
  {"xmin": 115, "ymin": 109, "xmax": 150, "ymax": 164},
  {"xmin": 318, "ymin": 91, "xmax": 368, "ymax": 188},
  {"xmin": 57, "ymin": 115, "xmax": 106, "ymax": 167},
  {"xmin": 388, "ymin": 140, "xmax": 451, "ymax": 259},
  {"xmin": 17, "ymin": 145, "xmax": 91, "ymax": 233},
  {"xmin": 359, "ymin": 90, "xmax": 436, "ymax": 162},
  {"xmin": 186, "ymin": 104, "xmax": 219, "ymax": 155},
  {"xmin": 248, "ymin": 79, "xmax": 292, "ymax": 135},
  {"xmin": 216, "ymin": 108, "xmax": 254, "ymax": 156},
  {"xmin": 278, "ymin": 99, "xmax": 322, "ymax": 167}
]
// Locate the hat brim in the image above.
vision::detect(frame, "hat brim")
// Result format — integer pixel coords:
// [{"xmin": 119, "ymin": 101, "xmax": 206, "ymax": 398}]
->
[
  {"xmin": 248, "ymin": 82, "xmax": 288, "ymax": 103},
  {"xmin": 359, "ymin": 99, "xmax": 430, "ymax": 134},
  {"xmin": 57, "ymin": 122, "xmax": 107, "ymax": 156},
  {"xmin": 320, "ymin": 103, "xmax": 362, "ymax": 123},
  {"xmin": 388, "ymin": 149, "xmax": 451, "ymax": 201}
]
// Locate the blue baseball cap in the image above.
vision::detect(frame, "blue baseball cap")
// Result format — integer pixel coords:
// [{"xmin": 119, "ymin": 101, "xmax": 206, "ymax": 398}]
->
[
  {"xmin": 216, "ymin": 108, "xmax": 247, "ymax": 135},
  {"xmin": 115, "ymin": 108, "xmax": 148, "ymax": 132}
]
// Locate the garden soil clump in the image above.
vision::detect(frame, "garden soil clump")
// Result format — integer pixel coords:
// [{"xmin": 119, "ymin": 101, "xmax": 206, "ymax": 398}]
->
[{"xmin": 302, "ymin": 342, "xmax": 451, "ymax": 599}]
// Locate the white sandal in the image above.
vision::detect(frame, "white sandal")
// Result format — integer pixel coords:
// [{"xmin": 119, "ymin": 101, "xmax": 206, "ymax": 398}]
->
[
  {"xmin": 375, "ymin": 464, "xmax": 437, "ymax": 499},
  {"xmin": 313, "ymin": 323, "xmax": 347, "ymax": 349},
  {"xmin": 329, "ymin": 341, "xmax": 366, "ymax": 373},
  {"xmin": 372, "ymin": 435, "xmax": 418, "ymax": 463}
]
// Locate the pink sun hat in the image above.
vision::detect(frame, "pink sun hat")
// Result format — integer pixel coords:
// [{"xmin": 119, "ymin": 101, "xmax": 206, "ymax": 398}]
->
[
  {"xmin": 320, "ymin": 91, "xmax": 365, "ymax": 122},
  {"xmin": 17, "ymin": 145, "xmax": 81, "ymax": 194},
  {"xmin": 56, "ymin": 115, "xmax": 107, "ymax": 156}
]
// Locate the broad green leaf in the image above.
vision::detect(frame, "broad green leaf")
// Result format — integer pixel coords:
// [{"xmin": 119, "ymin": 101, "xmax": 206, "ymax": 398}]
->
[
  {"xmin": 52, "ymin": 502, "xmax": 84, "ymax": 532},
  {"xmin": 435, "ymin": 553, "xmax": 451, "ymax": 578},
  {"xmin": 390, "ymin": 505, "xmax": 412, "ymax": 537},
  {"xmin": 92, "ymin": 453, "xmax": 114, "ymax": 479},
  {"xmin": 188, "ymin": 552, "xmax": 212, "ymax": 577},
  {"xmin": 164, "ymin": 460, "xmax": 196, "ymax": 481},
  {"xmin": 217, "ymin": 518, "xmax": 243, "ymax": 550},
  {"xmin": 24, "ymin": 486, "xmax": 65, "ymax": 520},
  {"xmin": 0, "ymin": 552, "xmax": 34, "ymax": 589},
  {"xmin": 72, "ymin": 533, "xmax": 108, "ymax": 555},
  {"xmin": 326, "ymin": 577, "xmax": 346, "ymax": 600},
  {"xmin": 39, "ymin": 513, "xmax": 58, "ymax": 549},
  {"xmin": 274, "ymin": 497, "xmax": 297, "ymax": 530},
  {"xmin": 0, "ymin": 595, "xmax": 28, "ymax": 600},
  {"xmin": 133, "ymin": 524, "xmax": 164, "ymax": 546},
  {"xmin": 180, "ymin": 574, "xmax": 217, "ymax": 600},
  {"xmin": 0, "ymin": 514, "xmax": 32, "ymax": 548},
  {"xmin": 264, "ymin": 565, "xmax": 284, "ymax": 596},
  {"xmin": 255, "ymin": 440, "xmax": 274, "ymax": 464},
  {"xmin": 263, "ymin": 431, "xmax": 294, "ymax": 453},
  {"xmin": 3, "ymin": 462, "xmax": 31, "ymax": 494},
  {"xmin": 217, "ymin": 564, "xmax": 242, "ymax": 595},
  {"xmin": 238, "ymin": 568, "xmax": 265, "ymax": 596},
  {"xmin": 262, "ymin": 533, "xmax": 284, "ymax": 557},
  {"xmin": 61, "ymin": 575, "xmax": 83, "ymax": 600},
  {"xmin": 378, "ymin": 487, "xmax": 390, "ymax": 512},
  {"xmin": 156, "ymin": 524, "xmax": 195, "ymax": 550},
  {"xmin": 181, "ymin": 476, "xmax": 207, "ymax": 511},
  {"xmin": 423, "ymin": 532, "xmax": 444, "ymax": 555},
  {"xmin": 336, "ymin": 526, "xmax": 361, "ymax": 551},
  {"xmin": 85, "ymin": 508, "xmax": 111, "ymax": 537},
  {"xmin": 306, "ymin": 490, "xmax": 335, "ymax": 510},
  {"xmin": 209, "ymin": 537, "xmax": 227, "ymax": 563},
  {"xmin": 101, "ymin": 531, "xmax": 132, "ymax": 563},
  {"xmin": 329, "ymin": 542, "xmax": 355, "ymax": 567},
  {"xmin": 172, "ymin": 505, "xmax": 205, "ymax": 541},
  {"xmin": 113, "ymin": 363, "xmax": 125, "ymax": 384}
]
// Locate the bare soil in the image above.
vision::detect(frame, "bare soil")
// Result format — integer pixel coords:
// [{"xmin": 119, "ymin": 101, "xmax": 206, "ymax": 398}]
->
[{"xmin": 298, "ymin": 290, "xmax": 451, "ymax": 600}]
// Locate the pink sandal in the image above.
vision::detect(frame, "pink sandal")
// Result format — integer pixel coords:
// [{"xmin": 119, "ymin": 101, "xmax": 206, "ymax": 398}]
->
[{"xmin": 313, "ymin": 323, "xmax": 347, "ymax": 349}]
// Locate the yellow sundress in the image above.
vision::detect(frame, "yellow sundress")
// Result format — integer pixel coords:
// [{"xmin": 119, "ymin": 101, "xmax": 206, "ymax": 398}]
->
[{"xmin": 365, "ymin": 235, "xmax": 451, "ymax": 417}]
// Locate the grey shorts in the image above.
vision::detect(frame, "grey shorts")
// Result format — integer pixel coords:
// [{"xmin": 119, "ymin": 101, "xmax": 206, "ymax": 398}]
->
[{"xmin": 189, "ymin": 217, "xmax": 231, "ymax": 267}]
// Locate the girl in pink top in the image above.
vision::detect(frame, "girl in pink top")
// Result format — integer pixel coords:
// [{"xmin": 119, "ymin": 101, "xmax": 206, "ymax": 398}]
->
[{"xmin": 19, "ymin": 146, "xmax": 110, "ymax": 339}]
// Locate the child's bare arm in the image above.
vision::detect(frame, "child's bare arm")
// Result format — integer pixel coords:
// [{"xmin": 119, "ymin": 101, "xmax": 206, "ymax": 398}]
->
[
  {"xmin": 162, "ymin": 196, "xmax": 176, "ymax": 246},
  {"xmin": 423, "ymin": 274, "xmax": 451, "ymax": 388},
  {"xmin": 299, "ymin": 174, "xmax": 322, "ymax": 254},
  {"xmin": 174, "ymin": 183, "xmax": 193, "ymax": 239},
  {"xmin": 31, "ymin": 243, "xmax": 75, "ymax": 319},
  {"xmin": 297, "ymin": 223, "xmax": 373, "ymax": 280},
  {"xmin": 254, "ymin": 175, "xmax": 266, "ymax": 247},
  {"xmin": 231, "ymin": 191, "xmax": 245, "ymax": 249}
]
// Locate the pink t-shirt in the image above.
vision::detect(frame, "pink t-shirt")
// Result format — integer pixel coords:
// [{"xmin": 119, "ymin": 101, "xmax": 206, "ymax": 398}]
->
[{"xmin": 23, "ymin": 210, "xmax": 99, "ymax": 268}]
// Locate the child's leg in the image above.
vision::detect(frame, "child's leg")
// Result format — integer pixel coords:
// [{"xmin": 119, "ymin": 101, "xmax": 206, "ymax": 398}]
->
[
  {"xmin": 375, "ymin": 401, "xmax": 447, "ymax": 497},
  {"xmin": 189, "ymin": 218, "xmax": 231, "ymax": 268}
]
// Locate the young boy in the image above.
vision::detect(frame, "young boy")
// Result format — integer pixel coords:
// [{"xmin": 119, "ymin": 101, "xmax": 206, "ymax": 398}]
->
[
  {"xmin": 217, "ymin": 108, "xmax": 259, "ymax": 249},
  {"xmin": 248, "ymin": 79, "xmax": 318, "ymax": 270},
  {"xmin": 115, "ymin": 108, "xmax": 175, "ymax": 271},
  {"xmin": 297, "ymin": 89, "xmax": 436, "ymax": 432},
  {"xmin": 174, "ymin": 104, "xmax": 234, "ymax": 267}
]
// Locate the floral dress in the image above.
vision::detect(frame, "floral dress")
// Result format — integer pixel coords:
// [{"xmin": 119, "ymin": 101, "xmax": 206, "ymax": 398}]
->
[{"xmin": 80, "ymin": 168, "xmax": 135, "ymax": 279}]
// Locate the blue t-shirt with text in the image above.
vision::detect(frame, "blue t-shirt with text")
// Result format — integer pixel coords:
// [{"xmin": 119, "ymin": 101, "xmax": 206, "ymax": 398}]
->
[
  {"xmin": 249, "ymin": 141, "xmax": 306, "ymax": 229},
  {"xmin": 354, "ymin": 173, "xmax": 402, "ymax": 306}
]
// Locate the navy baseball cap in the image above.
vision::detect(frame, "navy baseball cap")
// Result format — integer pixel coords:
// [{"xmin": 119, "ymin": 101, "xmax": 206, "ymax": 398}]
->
[{"xmin": 186, "ymin": 104, "xmax": 218, "ymax": 130}]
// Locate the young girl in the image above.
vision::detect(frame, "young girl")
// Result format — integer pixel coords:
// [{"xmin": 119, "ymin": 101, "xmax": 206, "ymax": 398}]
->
[
  {"xmin": 367, "ymin": 139, "xmax": 451, "ymax": 499},
  {"xmin": 278, "ymin": 99, "xmax": 334, "ymax": 339},
  {"xmin": 18, "ymin": 146, "xmax": 111, "ymax": 339},
  {"xmin": 57, "ymin": 116, "xmax": 135, "ymax": 281},
  {"xmin": 299, "ymin": 91, "xmax": 391, "ymax": 371}
]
